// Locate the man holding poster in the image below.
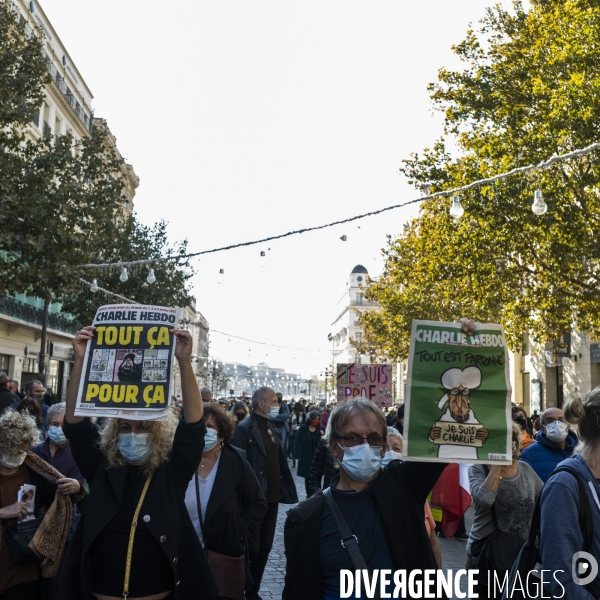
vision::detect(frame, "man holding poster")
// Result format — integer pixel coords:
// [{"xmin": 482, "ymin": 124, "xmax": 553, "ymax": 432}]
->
[
  {"xmin": 403, "ymin": 319, "xmax": 512, "ymax": 465},
  {"xmin": 59, "ymin": 321, "xmax": 218, "ymax": 600}
]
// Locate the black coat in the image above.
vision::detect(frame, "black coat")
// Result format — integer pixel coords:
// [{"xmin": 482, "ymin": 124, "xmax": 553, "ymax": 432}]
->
[
  {"xmin": 283, "ymin": 460, "xmax": 447, "ymax": 600},
  {"xmin": 231, "ymin": 413, "xmax": 298, "ymax": 505},
  {"xmin": 293, "ymin": 424, "xmax": 321, "ymax": 479},
  {"xmin": 0, "ymin": 388, "xmax": 20, "ymax": 415},
  {"xmin": 307, "ymin": 438, "xmax": 338, "ymax": 496},
  {"xmin": 60, "ymin": 417, "xmax": 218, "ymax": 600},
  {"xmin": 201, "ymin": 444, "xmax": 266, "ymax": 559}
]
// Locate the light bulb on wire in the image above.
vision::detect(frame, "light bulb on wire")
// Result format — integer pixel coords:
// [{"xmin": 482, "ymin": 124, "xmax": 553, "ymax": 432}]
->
[
  {"xmin": 531, "ymin": 189, "xmax": 547, "ymax": 215},
  {"xmin": 449, "ymin": 195, "xmax": 464, "ymax": 219},
  {"xmin": 90, "ymin": 279, "xmax": 98, "ymax": 293},
  {"xmin": 147, "ymin": 268, "xmax": 156, "ymax": 284},
  {"xmin": 119, "ymin": 267, "xmax": 128, "ymax": 282}
]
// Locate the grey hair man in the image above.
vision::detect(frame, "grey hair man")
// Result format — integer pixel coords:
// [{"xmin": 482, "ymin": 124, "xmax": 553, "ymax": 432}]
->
[
  {"xmin": 520, "ymin": 407, "xmax": 578, "ymax": 482},
  {"xmin": 200, "ymin": 387, "xmax": 213, "ymax": 402},
  {"xmin": 283, "ymin": 398, "xmax": 446, "ymax": 600},
  {"xmin": 232, "ymin": 387, "xmax": 297, "ymax": 599}
]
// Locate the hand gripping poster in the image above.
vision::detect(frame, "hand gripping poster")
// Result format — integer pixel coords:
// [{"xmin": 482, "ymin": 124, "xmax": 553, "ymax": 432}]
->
[
  {"xmin": 75, "ymin": 304, "xmax": 180, "ymax": 420},
  {"xmin": 403, "ymin": 320, "xmax": 512, "ymax": 465}
]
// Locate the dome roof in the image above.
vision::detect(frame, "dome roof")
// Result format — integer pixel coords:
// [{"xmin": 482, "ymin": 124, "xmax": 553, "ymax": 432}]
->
[{"xmin": 351, "ymin": 264, "xmax": 368, "ymax": 274}]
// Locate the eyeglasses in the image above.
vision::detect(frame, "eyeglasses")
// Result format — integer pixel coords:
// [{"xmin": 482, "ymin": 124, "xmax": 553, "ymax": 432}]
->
[
  {"xmin": 449, "ymin": 388, "xmax": 470, "ymax": 396},
  {"xmin": 336, "ymin": 434, "xmax": 386, "ymax": 447}
]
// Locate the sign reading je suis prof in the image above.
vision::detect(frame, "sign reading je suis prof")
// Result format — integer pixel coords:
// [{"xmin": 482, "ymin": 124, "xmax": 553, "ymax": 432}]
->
[
  {"xmin": 337, "ymin": 363, "xmax": 393, "ymax": 407},
  {"xmin": 403, "ymin": 320, "xmax": 512, "ymax": 465},
  {"xmin": 75, "ymin": 304, "xmax": 180, "ymax": 420}
]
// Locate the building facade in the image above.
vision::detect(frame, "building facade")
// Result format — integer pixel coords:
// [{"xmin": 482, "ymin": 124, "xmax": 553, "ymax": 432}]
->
[
  {"xmin": 0, "ymin": 0, "xmax": 138, "ymax": 398},
  {"xmin": 222, "ymin": 362, "xmax": 306, "ymax": 398},
  {"xmin": 328, "ymin": 264, "xmax": 407, "ymax": 404},
  {"xmin": 511, "ymin": 331, "xmax": 600, "ymax": 416},
  {"xmin": 172, "ymin": 302, "xmax": 210, "ymax": 397}
]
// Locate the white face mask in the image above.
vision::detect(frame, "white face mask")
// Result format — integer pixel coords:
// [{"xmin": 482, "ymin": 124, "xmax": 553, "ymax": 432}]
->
[
  {"xmin": 0, "ymin": 452, "xmax": 27, "ymax": 468},
  {"xmin": 381, "ymin": 450, "xmax": 403, "ymax": 468},
  {"xmin": 545, "ymin": 421, "xmax": 569, "ymax": 443}
]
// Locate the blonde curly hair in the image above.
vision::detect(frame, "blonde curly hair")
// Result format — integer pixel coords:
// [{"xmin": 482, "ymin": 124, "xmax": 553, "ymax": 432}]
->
[
  {"xmin": 0, "ymin": 409, "xmax": 41, "ymax": 456},
  {"xmin": 99, "ymin": 411, "xmax": 179, "ymax": 474}
]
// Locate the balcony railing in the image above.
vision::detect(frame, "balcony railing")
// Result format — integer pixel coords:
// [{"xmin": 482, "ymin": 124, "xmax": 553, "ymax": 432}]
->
[
  {"xmin": 45, "ymin": 57, "xmax": 93, "ymax": 133},
  {"xmin": 0, "ymin": 297, "xmax": 79, "ymax": 336}
]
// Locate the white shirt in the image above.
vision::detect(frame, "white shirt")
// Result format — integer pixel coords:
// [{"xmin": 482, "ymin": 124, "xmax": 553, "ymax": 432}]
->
[{"xmin": 184, "ymin": 452, "xmax": 221, "ymax": 547}]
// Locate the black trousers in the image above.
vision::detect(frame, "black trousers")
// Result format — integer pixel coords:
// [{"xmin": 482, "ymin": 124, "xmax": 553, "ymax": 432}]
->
[
  {"xmin": 0, "ymin": 580, "xmax": 41, "ymax": 600},
  {"xmin": 248, "ymin": 501, "xmax": 279, "ymax": 595}
]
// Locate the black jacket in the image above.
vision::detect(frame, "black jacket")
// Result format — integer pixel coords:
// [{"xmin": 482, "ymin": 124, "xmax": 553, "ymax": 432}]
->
[
  {"xmin": 60, "ymin": 417, "xmax": 218, "ymax": 600},
  {"xmin": 231, "ymin": 413, "xmax": 298, "ymax": 505},
  {"xmin": 201, "ymin": 444, "xmax": 266, "ymax": 559},
  {"xmin": 283, "ymin": 460, "xmax": 447, "ymax": 600},
  {"xmin": 293, "ymin": 424, "xmax": 321, "ymax": 479},
  {"xmin": 307, "ymin": 438, "xmax": 338, "ymax": 496},
  {"xmin": 0, "ymin": 388, "xmax": 20, "ymax": 415}
]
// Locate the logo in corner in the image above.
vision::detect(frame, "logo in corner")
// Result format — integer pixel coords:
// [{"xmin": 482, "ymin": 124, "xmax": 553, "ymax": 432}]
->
[{"xmin": 572, "ymin": 551, "xmax": 598, "ymax": 586}]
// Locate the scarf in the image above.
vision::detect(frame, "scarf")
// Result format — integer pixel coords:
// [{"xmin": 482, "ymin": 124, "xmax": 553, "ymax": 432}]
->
[{"xmin": 0, "ymin": 450, "xmax": 80, "ymax": 577}]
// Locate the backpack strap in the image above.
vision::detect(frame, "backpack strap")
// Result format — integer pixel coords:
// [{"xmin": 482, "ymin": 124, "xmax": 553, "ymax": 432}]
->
[
  {"xmin": 547, "ymin": 465, "xmax": 600, "ymax": 598},
  {"xmin": 551, "ymin": 467, "xmax": 593, "ymax": 550}
]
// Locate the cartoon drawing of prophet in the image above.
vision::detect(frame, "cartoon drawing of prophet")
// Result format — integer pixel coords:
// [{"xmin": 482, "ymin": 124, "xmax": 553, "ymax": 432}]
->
[{"xmin": 428, "ymin": 366, "xmax": 489, "ymax": 459}]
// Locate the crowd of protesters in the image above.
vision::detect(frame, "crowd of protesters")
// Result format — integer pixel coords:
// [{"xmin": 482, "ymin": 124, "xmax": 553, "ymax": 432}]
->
[{"xmin": 3, "ymin": 323, "xmax": 600, "ymax": 599}]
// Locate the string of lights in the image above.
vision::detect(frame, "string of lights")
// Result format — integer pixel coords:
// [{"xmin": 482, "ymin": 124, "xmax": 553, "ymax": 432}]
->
[
  {"xmin": 77, "ymin": 281, "xmax": 327, "ymax": 354},
  {"xmin": 79, "ymin": 141, "xmax": 600, "ymax": 271},
  {"xmin": 79, "ymin": 278, "xmax": 135, "ymax": 303},
  {"xmin": 211, "ymin": 329, "xmax": 329, "ymax": 352}
]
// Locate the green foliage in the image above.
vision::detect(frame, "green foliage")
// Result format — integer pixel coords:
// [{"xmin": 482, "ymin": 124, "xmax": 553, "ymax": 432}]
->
[
  {"xmin": 61, "ymin": 216, "xmax": 194, "ymax": 324},
  {"xmin": 0, "ymin": 3, "xmax": 192, "ymax": 322},
  {"xmin": 0, "ymin": 1, "xmax": 124, "ymax": 303},
  {"xmin": 360, "ymin": 0, "xmax": 600, "ymax": 360}
]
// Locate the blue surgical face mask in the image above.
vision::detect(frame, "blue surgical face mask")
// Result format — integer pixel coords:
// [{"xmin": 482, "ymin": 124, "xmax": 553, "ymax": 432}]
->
[
  {"xmin": 117, "ymin": 432, "xmax": 152, "ymax": 464},
  {"xmin": 261, "ymin": 403, "xmax": 280, "ymax": 419},
  {"xmin": 47, "ymin": 426, "xmax": 67, "ymax": 446},
  {"xmin": 381, "ymin": 450, "xmax": 403, "ymax": 468},
  {"xmin": 204, "ymin": 428, "xmax": 219, "ymax": 452},
  {"xmin": 337, "ymin": 442, "xmax": 382, "ymax": 482}
]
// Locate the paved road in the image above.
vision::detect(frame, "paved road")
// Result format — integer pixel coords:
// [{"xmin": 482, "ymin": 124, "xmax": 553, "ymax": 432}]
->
[{"xmin": 258, "ymin": 459, "xmax": 471, "ymax": 599}]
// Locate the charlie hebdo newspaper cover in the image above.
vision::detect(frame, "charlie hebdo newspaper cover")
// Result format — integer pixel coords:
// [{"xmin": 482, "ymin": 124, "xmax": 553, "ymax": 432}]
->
[
  {"xmin": 403, "ymin": 320, "xmax": 512, "ymax": 465},
  {"xmin": 74, "ymin": 304, "xmax": 180, "ymax": 420}
]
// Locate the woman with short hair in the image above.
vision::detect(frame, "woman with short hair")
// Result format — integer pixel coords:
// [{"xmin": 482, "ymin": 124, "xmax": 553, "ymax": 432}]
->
[
  {"xmin": 59, "ymin": 326, "xmax": 218, "ymax": 600},
  {"xmin": 467, "ymin": 422, "xmax": 542, "ymax": 592},
  {"xmin": 0, "ymin": 409, "xmax": 81, "ymax": 600},
  {"xmin": 184, "ymin": 404, "xmax": 266, "ymax": 600}
]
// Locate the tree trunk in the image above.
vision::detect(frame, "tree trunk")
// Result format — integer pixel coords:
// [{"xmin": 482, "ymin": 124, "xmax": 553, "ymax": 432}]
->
[{"xmin": 38, "ymin": 299, "xmax": 49, "ymax": 385}]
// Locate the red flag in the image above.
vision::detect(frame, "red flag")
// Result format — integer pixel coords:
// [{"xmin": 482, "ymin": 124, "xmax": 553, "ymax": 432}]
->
[{"xmin": 430, "ymin": 463, "xmax": 471, "ymax": 538}]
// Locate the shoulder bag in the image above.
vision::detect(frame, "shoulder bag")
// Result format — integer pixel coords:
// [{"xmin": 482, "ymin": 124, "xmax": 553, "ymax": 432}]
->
[
  {"xmin": 4, "ymin": 517, "xmax": 43, "ymax": 563},
  {"xmin": 195, "ymin": 472, "xmax": 246, "ymax": 600},
  {"xmin": 323, "ymin": 487, "xmax": 380, "ymax": 600}
]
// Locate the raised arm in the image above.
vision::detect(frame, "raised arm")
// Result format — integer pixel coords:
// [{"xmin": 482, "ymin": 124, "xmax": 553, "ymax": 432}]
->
[
  {"xmin": 171, "ymin": 329, "xmax": 203, "ymax": 424},
  {"xmin": 65, "ymin": 326, "xmax": 95, "ymax": 424}
]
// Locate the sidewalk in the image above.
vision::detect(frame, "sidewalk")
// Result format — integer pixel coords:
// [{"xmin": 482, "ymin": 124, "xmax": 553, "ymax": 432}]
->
[{"xmin": 257, "ymin": 460, "xmax": 470, "ymax": 599}]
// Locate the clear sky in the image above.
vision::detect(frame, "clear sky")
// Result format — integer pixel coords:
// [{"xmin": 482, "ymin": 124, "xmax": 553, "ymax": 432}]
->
[{"xmin": 41, "ymin": 0, "xmax": 515, "ymax": 378}]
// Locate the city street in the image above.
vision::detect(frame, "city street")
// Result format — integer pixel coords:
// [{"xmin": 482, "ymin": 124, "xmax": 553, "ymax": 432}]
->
[{"xmin": 259, "ymin": 459, "xmax": 472, "ymax": 599}]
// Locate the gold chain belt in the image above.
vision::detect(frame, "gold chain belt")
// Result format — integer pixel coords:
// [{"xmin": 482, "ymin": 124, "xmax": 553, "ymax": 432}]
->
[{"xmin": 123, "ymin": 471, "xmax": 154, "ymax": 600}]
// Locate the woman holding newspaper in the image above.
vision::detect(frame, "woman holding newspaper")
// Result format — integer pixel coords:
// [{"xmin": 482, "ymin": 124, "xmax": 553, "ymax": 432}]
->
[{"xmin": 59, "ymin": 326, "xmax": 218, "ymax": 600}]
